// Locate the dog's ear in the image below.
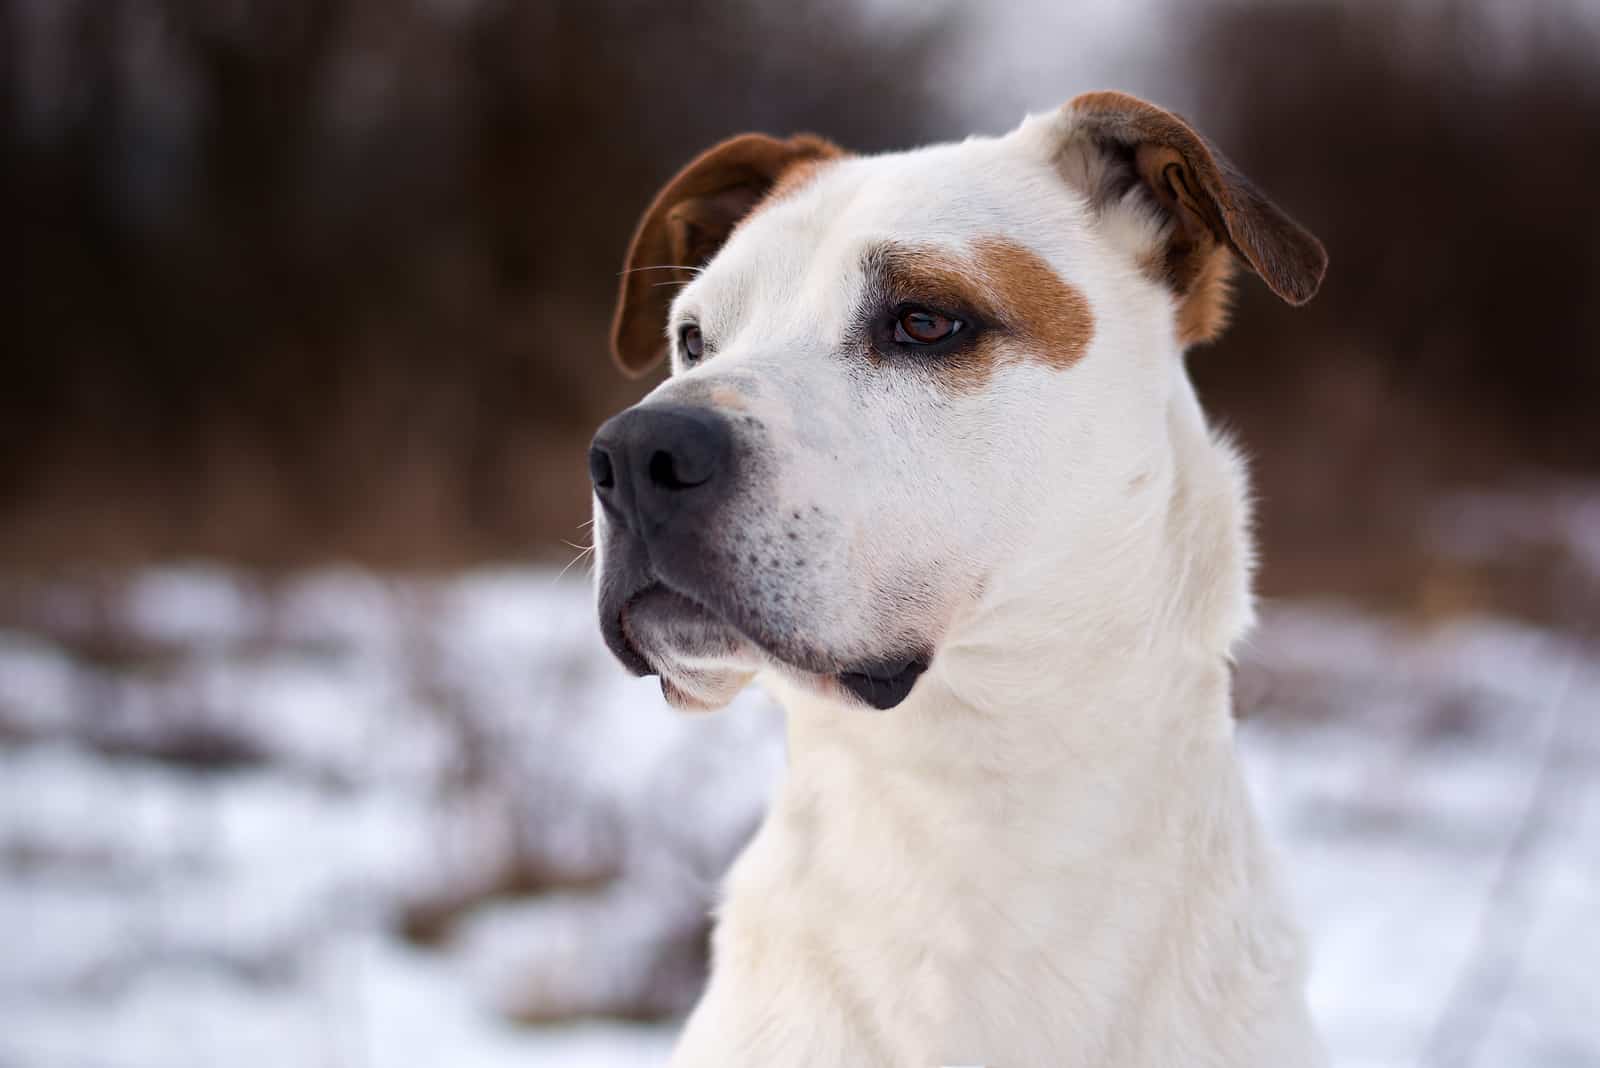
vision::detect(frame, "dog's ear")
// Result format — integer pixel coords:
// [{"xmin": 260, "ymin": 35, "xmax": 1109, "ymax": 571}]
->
[
  {"xmin": 612, "ymin": 133, "xmax": 844, "ymax": 376},
  {"xmin": 1055, "ymin": 91, "xmax": 1327, "ymax": 344}
]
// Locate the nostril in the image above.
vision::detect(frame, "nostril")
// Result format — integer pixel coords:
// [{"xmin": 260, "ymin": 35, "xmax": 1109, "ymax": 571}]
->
[
  {"xmin": 588, "ymin": 445, "xmax": 615, "ymax": 491},
  {"xmin": 648, "ymin": 449, "xmax": 683, "ymax": 489},
  {"xmin": 648, "ymin": 447, "xmax": 714, "ymax": 490}
]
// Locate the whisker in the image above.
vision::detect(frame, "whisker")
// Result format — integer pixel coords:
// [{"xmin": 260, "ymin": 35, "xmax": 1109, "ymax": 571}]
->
[
  {"xmin": 619, "ymin": 264, "xmax": 704, "ymax": 276},
  {"xmin": 557, "ymin": 542, "xmax": 596, "ymax": 581}
]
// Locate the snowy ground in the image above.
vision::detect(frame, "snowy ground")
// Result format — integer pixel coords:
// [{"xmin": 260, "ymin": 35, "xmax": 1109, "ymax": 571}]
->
[{"xmin": 0, "ymin": 493, "xmax": 1596, "ymax": 1068}]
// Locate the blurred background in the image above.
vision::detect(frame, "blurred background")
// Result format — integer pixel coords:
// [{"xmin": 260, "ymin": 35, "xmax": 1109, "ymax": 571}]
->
[{"xmin": 2, "ymin": 0, "xmax": 1597, "ymax": 1065}]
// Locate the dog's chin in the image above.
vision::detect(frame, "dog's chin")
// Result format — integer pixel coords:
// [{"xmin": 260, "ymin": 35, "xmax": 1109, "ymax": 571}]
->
[
  {"xmin": 619, "ymin": 586, "xmax": 758, "ymax": 711},
  {"xmin": 614, "ymin": 583, "xmax": 932, "ymax": 712},
  {"xmin": 622, "ymin": 585, "xmax": 743, "ymax": 660}
]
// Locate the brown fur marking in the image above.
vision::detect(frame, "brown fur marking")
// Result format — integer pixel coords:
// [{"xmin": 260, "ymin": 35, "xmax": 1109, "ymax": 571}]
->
[
  {"xmin": 869, "ymin": 238, "xmax": 1094, "ymax": 391},
  {"xmin": 974, "ymin": 239, "xmax": 1095, "ymax": 369},
  {"xmin": 1176, "ymin": 246, "xmax": 1237, "ymax": 347}
]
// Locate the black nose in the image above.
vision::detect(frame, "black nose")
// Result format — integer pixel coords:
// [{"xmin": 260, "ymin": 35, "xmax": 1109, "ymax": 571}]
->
[{"xmin": 589, "ymin": 405, "xmax": 734, "ymax": 534}]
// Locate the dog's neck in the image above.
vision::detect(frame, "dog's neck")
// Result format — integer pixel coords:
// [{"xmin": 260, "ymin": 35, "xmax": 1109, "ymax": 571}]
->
[
  {"xmin": 772, "ymin": 626, "xmax": 1244, "ymax": 886},
  {"xmin": 708, "ymin": 379, "xmax": 1316, "ymax": 1066},
  {"xmin": 773, "ymin": 370, "xmax": 1255, "ymax": 810}
]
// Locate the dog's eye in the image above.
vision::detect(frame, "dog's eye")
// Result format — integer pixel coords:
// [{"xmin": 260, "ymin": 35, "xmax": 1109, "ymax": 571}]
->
[
  {"xmin": 894, "ymin": 307, "xmax": 964, "ymax": 345},
  {"xmin": 679, "ymin": 323, "xmax": 705, "ymax": 364}
]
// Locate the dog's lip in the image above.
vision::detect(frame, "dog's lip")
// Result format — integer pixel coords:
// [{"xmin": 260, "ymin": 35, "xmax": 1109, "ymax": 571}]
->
[
  {"xmin": 614, "ymin": 579, "xmax": 932, "ymax": 710},
  {"xmin": 603, "ymin": 588, "xmax": 655, "ymax": 677},
  {"xmin": 836, "ymin": 656, "xmax": 930, "ymax": 711},
  {"xmin": 622, "ymin": 584, "xmax": 717, "ymax": 635},
  {"xmin": 614, "ymin": 581, "xmax": 722, "ymax": 672}
]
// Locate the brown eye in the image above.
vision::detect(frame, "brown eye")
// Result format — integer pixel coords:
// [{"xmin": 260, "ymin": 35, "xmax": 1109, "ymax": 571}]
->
[
  {"xmin": 894, "ymin": 307, "xmax": 963, "ymax": 345},
  {"xmin": 679, "ymin": 323, "xmax": 704, "ymax": 363}
]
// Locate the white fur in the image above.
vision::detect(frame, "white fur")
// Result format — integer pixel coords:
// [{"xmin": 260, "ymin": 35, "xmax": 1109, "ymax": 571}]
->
[{"xmin": 600, "ymin": 108, "xmax": 1325, "ymax": 1067}]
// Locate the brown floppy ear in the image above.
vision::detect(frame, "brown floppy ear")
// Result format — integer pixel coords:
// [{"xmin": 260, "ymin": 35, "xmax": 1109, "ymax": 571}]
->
[
  {"xmin": 1058, "ymin": 91, "xmax": 1327, "ymax": 344},
  {"xmin": 611, "ymin": 133, "xmax": 845, "ymax": 376}
]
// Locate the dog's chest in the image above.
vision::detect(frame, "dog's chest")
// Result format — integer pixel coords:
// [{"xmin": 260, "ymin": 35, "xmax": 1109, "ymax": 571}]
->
[
  {"xmin": 697, "ymin": 777, "xmax": 1182, "ymax": 1065},
  {"xmin": 671, "ymin": 711, "xmax": 1323, "ymax": 1068}
]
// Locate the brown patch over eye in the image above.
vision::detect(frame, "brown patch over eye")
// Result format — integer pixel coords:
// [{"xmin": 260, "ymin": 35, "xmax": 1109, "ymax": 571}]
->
[
  {"xmin": 971, "ymin": 238, "xmax": 1094, "ymax": 371},
  {"xmin": 866, "ymin": 237, "xmax": 1094, "ymax": 390}
]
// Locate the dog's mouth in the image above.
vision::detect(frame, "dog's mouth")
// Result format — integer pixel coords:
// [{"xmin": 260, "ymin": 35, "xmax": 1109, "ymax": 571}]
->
[{"xmin": 608, "ymin": 581, "xmax": 929, "ymax": 711}]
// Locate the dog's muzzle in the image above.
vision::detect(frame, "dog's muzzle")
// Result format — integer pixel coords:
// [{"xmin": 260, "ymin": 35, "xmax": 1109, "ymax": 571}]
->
[{"xmin": 588, "ymin": 401, "xmax": 931, "ymax": 710}]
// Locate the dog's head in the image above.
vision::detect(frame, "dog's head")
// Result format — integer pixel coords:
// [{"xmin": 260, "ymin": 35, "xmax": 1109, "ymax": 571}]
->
[{"xmin": 589, "ymin": 92, "xmax": 1325, "ymax": 712}]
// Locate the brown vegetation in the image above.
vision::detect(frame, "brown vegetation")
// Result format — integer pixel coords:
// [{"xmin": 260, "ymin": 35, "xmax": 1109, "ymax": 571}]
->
[
  {"xmin": 1, "ymin": 0, "xmax": 954, "ymax": 566},
  {"xmin": 4, "ymin": 0, "xmax": 1597, "ymax": 602}
]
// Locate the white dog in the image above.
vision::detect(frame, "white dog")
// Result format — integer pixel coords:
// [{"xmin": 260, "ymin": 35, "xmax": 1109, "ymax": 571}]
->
[{"xmin": 588, "ymin": 91, "xmax": 1328, "ymax": 1068}]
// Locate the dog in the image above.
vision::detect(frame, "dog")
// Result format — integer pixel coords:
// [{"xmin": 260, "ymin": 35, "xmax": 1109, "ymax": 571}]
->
[{"xmin": 588, "ymin": 91, "xmax": 1328, "ymax": 1067}]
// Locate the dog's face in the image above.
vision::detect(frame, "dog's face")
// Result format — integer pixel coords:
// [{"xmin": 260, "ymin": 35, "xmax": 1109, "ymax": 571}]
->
[{"xmin": 590, "ymin": 92, "xmax": 1324, "ymax": 711}]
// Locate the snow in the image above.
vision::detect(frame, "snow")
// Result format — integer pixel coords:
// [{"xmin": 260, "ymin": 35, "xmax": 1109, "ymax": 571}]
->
[
  {"xmin": 1, "ymin": 492, "xmax": 1597, "ymax": 1066},
  {"xmin": 1238, "ymin": 607, "xmax": 1600, "ymax": 1068},
  {"xmin": 0, "ymin": 571, "xmax": 777, "ymax": 1067}
]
